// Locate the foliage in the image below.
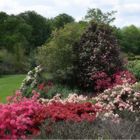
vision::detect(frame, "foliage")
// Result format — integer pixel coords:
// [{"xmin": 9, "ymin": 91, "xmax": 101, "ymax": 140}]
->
[
  {"xmin": 42, "ymin": 84, "xmax": 80, "ymax": 99},
  {"xmin": 38, "ymin": 116, "xmax": 140, "ymax": 139},
  {"xmin": 37, "ymin": 22, "xmax": 87, "ymax": 85},
  {"xmin": 119, "ymin": 25, "xmax": 140, "ymax": 55},
  {"xmin": 76, "ymin": 21, "xmax": 123, "ymax": 90},
  {"xmin": 52, "ymin": 13, "xmax": 74, "ymax": 29},
  {"xmin": 85, "ymin": 8, "xmax": 116, "ymax": 24},
  {"xmin": 0, "ymin": 49, "xmax": 30, "ymax": 74},
  {"xmin": 127, "ymin": 60, "xmax": 140, "ymax": 80},
  {"xmin": 19, "ymin": 11, "xmax": 52, "ymax": 49}
]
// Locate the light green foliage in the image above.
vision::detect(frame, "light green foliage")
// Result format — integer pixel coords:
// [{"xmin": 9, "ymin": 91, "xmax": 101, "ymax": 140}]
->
[
  {"xmin": 37, "ymin": 22, "xmax": 87, "ymax": 84},
  {"xmin": 127, "ymin": 60, "xmax": 140, "ymax": 80},
  {"xmin": 85, "ymin": 8, "xmax": 116, "ymax": 24}
]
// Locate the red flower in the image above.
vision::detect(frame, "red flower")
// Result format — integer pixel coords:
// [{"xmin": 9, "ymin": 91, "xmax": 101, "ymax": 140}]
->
[{"xmin": 38, "ymin": 83, "xmax": 45, "ymax": 90}]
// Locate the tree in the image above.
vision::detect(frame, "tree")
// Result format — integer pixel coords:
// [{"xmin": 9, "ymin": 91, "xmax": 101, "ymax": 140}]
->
[
  {"xmin": 19, "ymin": 11, "xmax": 52, "ymax": 48},
  {"xmin": 85, "ymin": 8, "xmax": 116, "ymax": 24},
  {"xmin": 37, "ymin": 22, "xmax": 87, "ymax": 85},
  {"xmin": 0, "ymin": 15, "xmax": 32, "ymax": 53},
  {"xmin": 53, "ymin": 13, "xmax": 75, "ymax": 29},
  {"xmin": 76, "ymin": 22, "xmax": 123, "ymax": 90},
  {"xmin": 119, "ymin": 25, "xmax": 140, "ymax": 55}
]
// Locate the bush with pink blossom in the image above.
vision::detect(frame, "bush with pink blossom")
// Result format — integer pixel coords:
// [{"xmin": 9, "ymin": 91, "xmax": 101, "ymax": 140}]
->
[{"xmin": 94, "ymin": 83, "xmax": 140, "ymax": 121}]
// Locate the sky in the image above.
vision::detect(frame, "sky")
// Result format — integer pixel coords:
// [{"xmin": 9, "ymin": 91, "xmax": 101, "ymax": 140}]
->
[{"xmin": 0, "ymin": 0, "xmax": 140, "ymax": 27}]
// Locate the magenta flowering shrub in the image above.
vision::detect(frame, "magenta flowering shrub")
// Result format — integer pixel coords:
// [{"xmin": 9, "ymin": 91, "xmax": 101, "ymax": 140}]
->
[
  {"xmin": 91, "ymin": 70, "xmax": 136, "ymax": 92},
  {"xmin": 112, "ymin": 70, "xmax": 136, "ymax": 86},
  {"xmin": 91, "ymin": 71, "xmax": 112, "ymax": 91},
  {"xmin": 0, "ymin": 91, "xmax": 46, "ymax": 139}
]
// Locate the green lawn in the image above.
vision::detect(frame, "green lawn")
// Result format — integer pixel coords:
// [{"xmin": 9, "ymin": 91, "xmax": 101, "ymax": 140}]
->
[{"xmin": 0, "ymin": 75, "xmax": 25, "ymax": 103}]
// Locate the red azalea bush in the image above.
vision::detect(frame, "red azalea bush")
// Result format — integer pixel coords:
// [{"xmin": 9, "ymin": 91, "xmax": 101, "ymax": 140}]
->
[{"xmin": 44, "ymin": 102, "xmax": 101, "ymax": 122}]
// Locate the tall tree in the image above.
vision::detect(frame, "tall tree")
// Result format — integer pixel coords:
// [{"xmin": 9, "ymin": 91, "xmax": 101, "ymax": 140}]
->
[
  {"xmin": 19, "ymin": 11, "xmax": 52, "ymax": 48},
  {"xmin": 85, "ymin": 8, "xmax": 116, "ymax": 24},
  {"xmin": 53, "ymin": 13, "xmax": 75, "ymax": 29},
  {"xmin": 120, "ymin": 25, "xmax": 140, "ymax": 55}
]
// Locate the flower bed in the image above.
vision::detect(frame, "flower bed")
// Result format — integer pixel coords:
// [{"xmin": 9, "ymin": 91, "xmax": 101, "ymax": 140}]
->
[{"xmin": 0, "ymin": 91, "xmax": 101, "ymax": 139}]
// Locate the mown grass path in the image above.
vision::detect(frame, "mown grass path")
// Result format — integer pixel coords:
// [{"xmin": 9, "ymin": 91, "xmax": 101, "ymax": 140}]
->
[{"xmin": 0, "ymin": 75, "xmax": 25, "ymax": 103}]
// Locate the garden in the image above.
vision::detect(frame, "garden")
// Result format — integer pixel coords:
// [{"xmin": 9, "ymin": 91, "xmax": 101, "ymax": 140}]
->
[{"xmin": 0, "ymin": 8, "xmax": 140, "ymax": 139}]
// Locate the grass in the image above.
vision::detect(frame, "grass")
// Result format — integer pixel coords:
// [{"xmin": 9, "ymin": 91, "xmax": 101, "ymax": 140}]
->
[{"xmin": 0, "ymin": 74, "xmax": 25, "ymax": 103}]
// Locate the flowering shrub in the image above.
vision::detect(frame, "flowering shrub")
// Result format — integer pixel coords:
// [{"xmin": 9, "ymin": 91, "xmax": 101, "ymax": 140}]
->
[
  {"xmin": 91, "ymin": 71, "xmax": 112, "ymax": 91},
  {"xmin": 0, "ymin": 91, "xmax": 46, "ymax": 139},
  {"xmin": 39, "ymin": 93, "xmax": 88, "ymax": 104},
  {"xmin": 20, "ymin": 65, "xmax": 55, "ymax": 98},
  {"xmin": 112, "ymin": 70, "xmax": 136, "ymax": 86},
  {"xmin": 0, "ymin": 91, "xmax": 101, "ymax": 139},
  {"xmin": 76, "ymin": 22, "xmax": 123, "ymax": 91},
  {"xmin": 44, "ymin": 102, "xmax": 101, "ymax": 122},
  {"xmin": 94, "ymin": 83, "xmax": 140, "ymax": 121},
  {"xmin": 91, "ymin": 70, "xmax": 136, "ymax": 92},
  {"xmin": 20, "ymin": 65, "xmax": 43, "ymax": 91}
]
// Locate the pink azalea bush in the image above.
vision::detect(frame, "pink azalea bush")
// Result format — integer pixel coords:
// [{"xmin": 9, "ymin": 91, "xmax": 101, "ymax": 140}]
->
[{"xmin": 0, "ymin": 91, "xmax": 47, "ymax": 139}]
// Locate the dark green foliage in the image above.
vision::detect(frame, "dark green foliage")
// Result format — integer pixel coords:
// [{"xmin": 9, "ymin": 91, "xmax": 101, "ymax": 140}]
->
[
  {"xmin": 45, "ymin": 84, "xmax": 80, "ymax": 99},
  {"xmin": 76, "ymin": 22, "xmax": 123, "ymax": 89},
  {"xmin": 119, "ymin": 25, "xmax": 140, "ymax": 55},
  {"xmin": 0, "ymin": 49, "xmax": 30, "ymax": 74},
  {"xmin": 19, "ymin": 11, "xmax": 52, "ymax": 49},
  {"xmin": 52, "ymin": 13, "xmax": 75, "ymax": 29}
]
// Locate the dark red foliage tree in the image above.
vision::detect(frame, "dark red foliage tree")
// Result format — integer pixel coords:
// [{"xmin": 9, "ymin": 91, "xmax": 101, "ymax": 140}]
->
[{"xmin": 76, "ymin": 22, "xmax": 124, "ymax": 91}]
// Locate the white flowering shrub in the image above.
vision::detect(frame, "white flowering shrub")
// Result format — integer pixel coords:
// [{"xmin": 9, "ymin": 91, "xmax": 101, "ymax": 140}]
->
[{"xmin": 20, "ymin": 65, "xmax": 45, "ymax": 97}]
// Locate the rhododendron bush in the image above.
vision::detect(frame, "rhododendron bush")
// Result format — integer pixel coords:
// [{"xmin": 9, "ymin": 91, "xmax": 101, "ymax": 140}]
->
[{"xmin": 94, "ymin": 83, "xmax": 140, "ymax": 121}]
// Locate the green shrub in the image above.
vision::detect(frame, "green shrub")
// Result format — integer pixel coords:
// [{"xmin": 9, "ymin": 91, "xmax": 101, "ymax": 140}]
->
[
  {"xmin": 127, "ymin": 60, "xmax": 140, "ymax": 80},
  {"xmin": 76, "ymin": 21, "xmax": 123, "ymax": 90},
  {"xmin": 0, "ymin": 49, "xmax": 29, "ymax": 74},
  {"xmin": 36, "ymin": 22, "xmax": 87, "ymax": 86},
  {"xmin": 46, "ymin": 84, "xmax": 80, "ymax": 99}
]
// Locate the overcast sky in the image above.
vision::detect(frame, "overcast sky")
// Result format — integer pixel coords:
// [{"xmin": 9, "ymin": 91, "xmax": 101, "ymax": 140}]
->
[{"xmin": 0, "ymin": 0, "xmax": 140, "ymax": 27}]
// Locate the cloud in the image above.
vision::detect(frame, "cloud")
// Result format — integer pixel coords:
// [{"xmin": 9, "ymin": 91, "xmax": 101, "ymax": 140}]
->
[{"xmin": 0, "ymin": 0, "xmax": 140, "ymax": 27}]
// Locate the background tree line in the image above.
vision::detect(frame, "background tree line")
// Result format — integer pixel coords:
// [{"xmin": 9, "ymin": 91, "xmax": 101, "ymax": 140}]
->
[{"xmin": 0, "ymin": 9, "xmax": 140, "ymax": 75}]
